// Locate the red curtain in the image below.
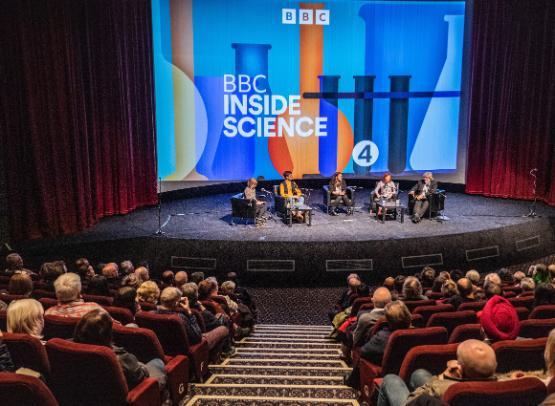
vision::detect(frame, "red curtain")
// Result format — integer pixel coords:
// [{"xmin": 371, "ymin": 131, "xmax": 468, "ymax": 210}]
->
[
  {"xmin": 0, "ymin": 0, "xmax": 158, "ymax": 240},
  {"xmin": 465, "ymin": 0, "xmax": 555, "ymax": 205}
]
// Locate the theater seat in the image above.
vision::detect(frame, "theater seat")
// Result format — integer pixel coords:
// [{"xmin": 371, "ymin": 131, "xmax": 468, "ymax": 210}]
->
[
  {"xmin": 2, "ymin": 333, "xmax": 51, "ymax": 379},
  {"xmin": 508, "ymin": 296, "xmax": 535, "ymax": 310},
  {"xmin": 349, "ymin": 296, "xmax": 373, "ymax": 316},
  {"xmin": 103, "ymin": 306, "xmax": 135, "ymax": 325},
  {"xmin": 492, "ymin": 337, "xmax": 547, "ymax": 373},
  {"xmin": 458, "ymin": 301, "xmax": 486, "ymax": 312},
  {"xmin": 113, "ymin": 324, "xmax": 190, "ymax": 404},
  {"xmin": 519, "ymin": 318, "xmax": 555, "ymax": 338},
  {"xmin": 38, "ymin": 297, "xmax": 58, "ymax": 310},
  {"xmin": 442, "ymin": 377, "xmax": 546, "ymax": 406},
  {"xmin": 32, "ymin": 289, "xmax": 57, "ymax": 299},
  {"xmin": 427, "ymin": 310, "xmax": 477, "ymax": 336},
  {"xmin": 46, "ymin": 338, "xmax": 160, "ymax": 406},
  {"xmin": 43, "ymin": 314, "xmax": 80, "ymax": 339},
  {"xmin": 448, "ymin": 324, "xmax": 483, "ymax": 343},
  {"xmin": 135, "ymin": 311, "xmax": 210, "ymax": 381},
  {"xmin": 82, "ymin": 294, "xmax": 113, "ymax": 306},
  {"xmin": 0, "ymin": 372, "xmax": 58, "ymax": 406},
  {"xmin": 412, "ymin": 303, "xmax": 454, "ymax": 325},
  {"xmin": 515, "ymin": 306, "xmax": 530, "ymax": 321},
  {"xmin": 0, "ymin": 310, "xmax": 6, "ymax": 331},
  {"xmin": 402, "ymin": 299, "xmax": 436, "ymax": 313},
  {"xmin": 359, "ymin": 326, "xmax": 448, "ymax": 404},
  {"xmin": 0, "ymin": 294, "xmax": 27, "ymax": 304},
  {"xmin": 398, "ymin": 343, "xmax": 458, "ymax": 382},
  {"xmin": 529, "ymin": 305, "xmax": 555, "ymax": 320}
]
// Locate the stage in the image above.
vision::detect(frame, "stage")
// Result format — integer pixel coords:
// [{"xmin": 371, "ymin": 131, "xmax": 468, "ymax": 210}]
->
[{"xmin": 16, "ymin": 187, "xmax": 555, "ymax": 285}]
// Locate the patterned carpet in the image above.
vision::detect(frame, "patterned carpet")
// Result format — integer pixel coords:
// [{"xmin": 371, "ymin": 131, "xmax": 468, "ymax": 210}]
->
[{"xmin": 184, "ymin": 324, "xmax": 358, "ymax": 405}]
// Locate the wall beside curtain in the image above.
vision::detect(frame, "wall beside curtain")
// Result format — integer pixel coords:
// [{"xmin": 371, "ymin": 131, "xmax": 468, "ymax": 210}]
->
[
  {"xmin": 465, "ymin": 0, "xmax": 554, "ymax": 205},
  {"xmin": 0, "ymin": 0, "xmax": 158, "ymax": 240}
]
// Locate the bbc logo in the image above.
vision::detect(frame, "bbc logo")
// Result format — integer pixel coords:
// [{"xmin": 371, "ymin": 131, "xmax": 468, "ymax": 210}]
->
[{"xmin": 282, "ymin": 8, "xmax": 330, "ymax": 25}]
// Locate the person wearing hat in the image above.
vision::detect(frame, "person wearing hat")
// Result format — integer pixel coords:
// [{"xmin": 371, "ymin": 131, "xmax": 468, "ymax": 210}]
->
[{"xmin": 478, "ymin": 295, "xmax": 520, "ymax": 343}]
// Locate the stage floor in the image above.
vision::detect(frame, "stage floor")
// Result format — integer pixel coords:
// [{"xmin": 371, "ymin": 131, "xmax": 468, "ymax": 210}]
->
[{"xmin": 18, "ymin": 191, "xmax": 555, "ymax": 285}]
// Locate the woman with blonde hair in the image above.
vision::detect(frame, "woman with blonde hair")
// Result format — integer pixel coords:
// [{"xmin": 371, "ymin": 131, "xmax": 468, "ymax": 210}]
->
[
  {"xmin": 7, "ymin": 298, "xmax": 45, "ymax": 340},
  {"xmin": 137, "ymin": 281, "xmax": 160, "ymax": 306}
]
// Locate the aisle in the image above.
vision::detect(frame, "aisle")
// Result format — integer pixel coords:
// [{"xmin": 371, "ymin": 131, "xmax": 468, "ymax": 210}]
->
[{"xmin": 185, "ymin": 324, "xmax": 359, "ymax": 405}]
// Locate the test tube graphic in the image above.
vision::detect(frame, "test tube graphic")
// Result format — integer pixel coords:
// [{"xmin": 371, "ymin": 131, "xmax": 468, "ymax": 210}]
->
[
  {"xmin": 388, "ymin": 75, "xmax": 411, "ymax": 174},
  {"xmin": 318, "ymin": 75, "xmax": 340, "ymax": 176},
  {"xmin": 353, "ymin": 75, "xmax": 376, "ymax": 175}
]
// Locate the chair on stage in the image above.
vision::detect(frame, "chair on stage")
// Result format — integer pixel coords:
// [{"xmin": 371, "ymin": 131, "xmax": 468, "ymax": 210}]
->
[
  {"xmin": 323, "ymin": 184, "xmax": 355, "ymax": 215},
  {"xmin": 370, "ymin": 181, "xmax": 399, "ymax": 218},
  {"xmin": 230, "ymin": 193, "xmax": 258, "ymax": 225},
  {"xmin": 408, "ymin": 189, "xmax": 446, "ymax": 219}
]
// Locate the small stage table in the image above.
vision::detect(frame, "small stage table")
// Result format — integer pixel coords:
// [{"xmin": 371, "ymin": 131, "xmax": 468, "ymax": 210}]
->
[
  {"xmin": 288, "ymin": 204, "xmax": 313, "ymax": 227},
  {"xmin": 376, "ymin": 200, "xmax": 406, "ymax": 224}
]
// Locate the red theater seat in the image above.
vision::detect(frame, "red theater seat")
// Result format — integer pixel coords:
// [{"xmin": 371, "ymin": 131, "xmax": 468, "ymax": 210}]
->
[
  {"xmin": 529, "ymin": 305, "xmax": 555, "ymax": 320},
  {"xmin": 402, "ymin": 299, "xmax": 436, "ymax": 313},
  {"xmin": 508, "ymin": 296, "xmax": 535, "ymax": 310},
  {"xmin": 458, "ymin": 301, "xmax": 486, "ymax": 312},
  {"xmin": 32, "ymin": 289, "xmax": 57, "ymax": 299},
  {"xmin": 448, "ymin": 323, "xmax": 483, "ymax": 343},
  {"xmin": 113, "ymin": 324, "xmax": 190, "ymax": 404},
  {"xmin": 46, "ymin": 338, "xmax": 160, "ymax": 406},
  {"xmin": 103, "ymin": 306, "xmax": 135, "ymax": 325},
  {"xmin": 398, "ymin": 343, "xmax": 458, "ymax": 382},
  {"xmin": 2, "ymin": 333, "xmax": 51, "ymax": 379},
  {"xmin": 135, "ymin": 311, "xmax": 210, "ymax": 381},
  {"xmin": 43, "ymin": 314, "xmax": 80, "ymax": 339},
  {"xmin": 350, "ymin": 296, "xmax": 373, "ymax": 316},
  {"xmin": 82, "ymin": 294, "xmax": 113, "ymax": 306},
  {"xmin": 492, "ymin": 337, "xmax": 547, "ymax": 373},
  {"xmin": 427, "ymin": 310, "xmax": 477, "ymax": 336},
  {"xmin": 0, "ymin": 372, "xmax": 58, "ymax": 406},
  {"xmin": 38, "ymin": 297, "xmax": 58, "ymax": 310},
  {"xmin": 442, "ymin": 377, "xmax": 546, "ymax": 406},
  {"xmin": 412, "ymin": 303, "xmax": 454, "ymax": 324},
  {"xmin": 359, "ymin": 327, "xmax": 448, "ymax": 404},
  {"xmin": 519, "ymin": 318, "xmax": 555, "ymax": 339},
  {"xmin": 0, "ymin": 294, "xmax": 27, "ymax": 304},
  {"xmin": 515, "ymin": 306, "xmax": 530, "ymax": 321}
]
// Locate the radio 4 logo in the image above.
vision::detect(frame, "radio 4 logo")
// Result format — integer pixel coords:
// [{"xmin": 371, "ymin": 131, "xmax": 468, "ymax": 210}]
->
[{"xmin": 282, "ymin": 8, "xmax": 330, "ymax": 25}]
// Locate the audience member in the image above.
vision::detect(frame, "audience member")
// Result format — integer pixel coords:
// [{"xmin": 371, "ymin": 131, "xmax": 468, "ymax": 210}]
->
[
  {"xmin": 498, "ymin": 268, "xmax": 513, "ymax": 284},
  {"xmin": 120, "ymin": 260, "xmax": 134, "ymax": 276},
  {"xmin": 134, "ymin": 266, "xmax": 150, "ymax": 284},
  {"xmin": 220, "ymin": 281, "xmax": 239, "ymax": 313},
  {"xmin": 429, "ymin": 276, "xmax": 447, "ymax": 296},
  {"xmin": 7, "ymin": 272, "xmax": 33, "ymax": 296},
  {"xmin": 45, "ymin": 273, "xmax": 103, "ymax": 318},
  {"xmin": 513, "ymin": 271, "xmax": 526, "ymax": 285},
  {"xmin": 3, "ymin": 253, "xmax": 34, "ymax": 277},
  {"xmin": 198, "ymin": 279, "xmax": 229, "ymax": 315},
  {"xmin": 378, "ymin": 339, "xmax": 497, "ymax": 406},
  {"xmin": 465, "ymin": 270, "xmax": 481, "ymax": 287},
  {"xmin": 96, "ymin": 262, "xmax": 106, "ymax": 275},
  {"xmin": 101, "ymin": 262, "xmax": 120, "ymax": 287},
  {"xmin": 113, "ymin": 287, "xmax": 138, "ymax": 315},
  {"xmin": 402, "ymin": 277, "xmax": 428, "ymax": 300},
  {"xmin": 226, "ymin": 271, "xmax": 255, "ymax": 310},
  {"xmin": 534, "ymin": 264, "xmax": 552, "ymax": 284},
  {"xmin": 534, "ymin": 283, "xmax": 555, "ymax": 307},
  {"xmin": 86, "ymin": 275, "xmax": 111, "ymax": 297},
  {"xmin": 137, "ymin": 281, "xmax": 160, "ymax": 306},
  {"xmin": 0, "ymin": 330, "xmax": 15, "ymax": 372},
  {"xmin": 394, "ymin": 275, "xmax": 407, "ymax": 294},
  {"xmin": 175, "ymin": 271, "xmax": 188, "ymax": 293},
  {"xmin": 420, "ymin": 267, "xmax": 436, "ymax": 290},
  {"xmin": 74, "ymin": 258, "xmax": 95, "ymax": 282},
  {"xmin": 74, "ymin": 309, "xmax": 166, "ymax": 389},
  {"xmin": 383, "ymin": 277, "xmax": 395, "ymax": 292},
  {"xmin": 353, "ymin": 287, "xmax": 392, "ymax": 346},
  {"xmin": 549, "ymin": 265, "xmax": 555, "ymax": 281},
  {"xmin": 484, "ymin": 272, "xmax": 501, "ymax": 287},
  {"xmin": 440, "ymin": 279, "xmax": 459, "ymax": 302},
  {"xmin": 518, "ymin": 277, "xmax": 535, "ymax": 296},
  {"xmin": 190, "ymin": 272, "xmax": 205, "ymax": 286},
  {"xmin": 483, "ymin": 281, "xmax": 503, "ymax": 299},
  {"xmin": 446, "ymin": 278, "xmax": 476, "ymax": 309},
  {"xmin": 121, "ymin": 273, "xmax": 140, "ymax": 290},
  {"xmin": 479, "ymin": 295, "xmax": 520, "ymax": 343},
  {"xmin": 40, "ymin": 261, "xmax": 67, "ymax": 291},
  {"xmin": 449, "ymin": 269, "xmax": 464, "ymax": 282},
  {"xmin": 7, "ymin": 298, "xmax": 44, "ymax": 340},
  {"xmin": 160, "ymin": 270, "xmax": 175, "ymax": 290}
]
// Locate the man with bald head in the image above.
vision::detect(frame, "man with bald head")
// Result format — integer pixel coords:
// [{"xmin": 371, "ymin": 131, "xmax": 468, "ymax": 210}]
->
[
  {"xmin": 175, "ymin": 271, "xmax": 188, "ymax": 293},
  {"xmin": 446, "ymin": 277, "xmax": 477, "ymax": 309},
  {"xmin": 378, "ymin": 339, "xmax": 497, "ymax": 406},
  {"xmin": 353, "ymin": 287, "xmax": 392, "ymax": 346}
]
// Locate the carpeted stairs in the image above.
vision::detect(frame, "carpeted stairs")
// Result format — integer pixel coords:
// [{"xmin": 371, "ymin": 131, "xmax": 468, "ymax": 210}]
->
[{"xmin": 185, "ymin": 324, "xmax": 359, "ymax": 405}]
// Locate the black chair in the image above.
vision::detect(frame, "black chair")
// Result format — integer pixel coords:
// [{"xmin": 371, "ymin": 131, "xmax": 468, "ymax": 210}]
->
[
  {"xmin": 273, "ymin": 185, "xmax": 287, "ymax": 216},
  {"xmin": 408, "ymin": 189, "xmax": 446, "ymax": 218},
  {"xmin": 323, "ymin": 185, "xmax": 355, "ymax": 215},
  {"xmin": 370, "ymin": 181, "xmax": 399, "ymax": 217},
  {"xmin": 230, "ymin": 193, "xmax": 257, "ymax": 225}
]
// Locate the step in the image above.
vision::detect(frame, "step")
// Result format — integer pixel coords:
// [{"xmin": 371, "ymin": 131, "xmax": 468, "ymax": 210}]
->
[
  {"xmin": 239, "ymin": 337, "xmax": 337, "ymax": 343},
  {"xmin": 250, "ymin": 334, "xmax": 332, "ymax": 340},
  {"xmin": 208, "ymin": 364, "xmax": 351, "ymax": 376},
  {"xmin": 235, "ymin": 341, "xmax": 341, "ymax": 349},
  {"xmin": 255, "ymin": 324, "xmax": 331, "ymax": 329},
  {"xmin": 221, "ymin": 358, "xmax": 349, "ymax": 368},
  {"xmin": 185, "ymin": 395, "xmax": 358, "ymax": 405},
  {"xmin": 231, "ymin": 352, "xmax": 341, "ymax": 360},
  {"xmin": 192, "ymin": 383, "xmax": 357, "ymax": 399},
  {"xmin": 205, "ymin": 374, "xmax": 346, "ymax": 386}
]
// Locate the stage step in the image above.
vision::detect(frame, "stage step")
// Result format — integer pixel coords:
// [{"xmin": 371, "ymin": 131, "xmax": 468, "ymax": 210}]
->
[
  {"xmin": 235, "ymin": 341, "xmax": 341, "ymax": 349},
  {"xmin": 185, "ymin": 395, "xmax": 358, "ymax": 405},
  {"xmin": 222, "ymin": 358, "xmax": 349, "ymax": 368},
  {"xmin": 239, "ymin": 337, "xmax": 337, "ymax": 343},
  {"xmin": 208, "ymin": 364, "xmax": 351, "ymax": 376},
  {"xmin": 192, "ymin": 383, "xmax": 357, "ymax": 399},
  {"xmin": 205, "ymin": 374, "xmax": 346, "ymax": 386},
  {"xmin": 231, "ymin": 352, "xmax": 341, "ymax": 360}
]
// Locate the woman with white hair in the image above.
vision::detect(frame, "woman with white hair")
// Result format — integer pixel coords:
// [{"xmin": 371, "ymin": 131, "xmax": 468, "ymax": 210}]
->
[
  {"xmin": 408, "ymin": 172, "xmax": 438, "ymax": 223},
  {"xmin": 7, "ymin": 298, "xmax": 45, "ymax": 341},
  {"xmin": 45, "ymin": 273, "xmax": 103, "ymax": 318}
]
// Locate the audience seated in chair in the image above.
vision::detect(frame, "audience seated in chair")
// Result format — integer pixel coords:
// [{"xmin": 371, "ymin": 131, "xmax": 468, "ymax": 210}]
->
[
  {"xmin": 134, "ymin": 266, "xmax": 150, "ymax": 285},
  {"xmin": 402, "ymin": 277, "xmax": 428, "ymax": 301},
  {"xmin": 137, "ymin": 281, "xmax": 160, "ymax": 308},
  {"xmin": 445, "ymin": 278, "xmax": 478, "ymax": 310},
  {"xmin": 45, "ymin": 273, "xmax": 103, "ymax": 318},
  {"xmin": 74, "ymin": 309, "xmax": 167, "ymax": 391},
  {"xmin": 2, "ymin": 253, "xmax": 35, "ymax": 278},
  {"xmin": 478, "ymin": 295, "xmax": 520, "ymax": 344},
  {"xmin": 86, "ymin": 275, "xmax": 111, "ymax": 297},
  {"xmin": 7, "ymin": 298, "xmax": 45, "ymax": 342},
  {"xmin": 0, "ymin": 330, "xmax": 15, "ymax": 372},
  {"xmin": 7, "ymin": 273, "xmax": 33, "ymax": 297},
  {"xmin": 353, "ymin": 287, "xmax": 392, "ymax": 347},
  {"xmin": 101, "ymin": 262, "xmax": 120, "ymax": 288},
  {"xmin": 535, "ymin": 283, "xmax": 555, "ymax": 307},
  {"xmin": 114, "ymin": 287, "xmax": 139, "ymax": 315}
]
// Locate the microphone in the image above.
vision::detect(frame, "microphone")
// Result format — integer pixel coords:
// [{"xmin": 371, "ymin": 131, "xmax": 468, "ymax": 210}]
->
[
  {"xmin": 530, "ymin": 168, "xmax": 538, "ymax": 175},
  {"xmin": 260, "ymin": 188, "xmax": 267, "ymax": 192}
]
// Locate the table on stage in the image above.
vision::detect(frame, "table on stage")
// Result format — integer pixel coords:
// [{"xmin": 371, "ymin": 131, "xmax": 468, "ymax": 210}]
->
[
  {"xmin": 375, "ymin": 200, "xmax": 406, "ymax": 224},
  {"xmin": 287, "ymin": 204, "xmax": 313, "ymax": 227}
]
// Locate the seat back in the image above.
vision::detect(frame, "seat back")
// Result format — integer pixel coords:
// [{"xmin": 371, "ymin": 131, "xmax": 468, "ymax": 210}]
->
[
  {"xmin": 508, "ymin": 296, "xmax": 535, "ymax": 310},
  {"xmin": 0, "ymin": 294, "xmax": 27, "ymax": 304},
  {"xmin": 381, "ymin": 327, "xmax": 448, "ymax": 375},
  {"xmin": 398, "ymin": 343, "xmax": 458, "ymax": 381},
  {"xmin": 2, "ymin": 333, "xmax": 51, "ymax": 378},
  {"xmin": 38, "ymin": 297, "xmax": 58, "ymax": 310},
  {"xmin": 412, "ymin": 304, "xmax": 454, "ymax": 324},
  {"xmin": 515, "ymin": 306, "xmax": 530, "ymax": 321},
  {"xmin": 138, "ymin": 301, "xmax": 157, "ymax": 311},
  {"xmin": 443, "ymin": 377, "xmax": 546, "ymax": 406},
  {"xmin": 402, "ymin": 299, "xmax": 436, "ymax": 312},
  {"xmin": 135, "ymin": 311, "xmax": 191, "ymax": 356},
  {"xmin": 0, "ymin": 310, "xmax": 6, "ymax": 331},
  {"xmin": 427, "ymin": 310, "xmax": 477, "ymax": 336},
  {"xmin": 529, "ymin": 305, "xmax": 555, "ymax": 320},
  {"xmin": 46, "ymin": 338, "xmax": 129, "ymax": 406},
  {"xmin": 448, "ymin": 323, "xmax": 483, "ymax": 343},
  {"xmin": 231, "ymin": 195, "xmax": 256, "ymax": 219},
  {"xmin": 32, "ymin": 289, "xmax": 57, "ymax": 299},
  {"xmin": 82, "ymin": 294, "xmax": 113, "ymax": 306},
  {"xmin": 492, "ymin": 337, "xmax": 547, "ymax": 373},
  {"xmin": 0, "ymin": 372, "xmax": 58, "ymax": 406},
  {"xmin": 103, "ymin": 306, "xmax": 134, "ymax": 325},
  {"xmin": 458, "ymin": 301, "xmax": 486, "ymax": 312},
  {"xmin": 112, "ymin": 324, "xmax": 165, "ymax": 363},
  {"xmin": 519, "ymin": 318, "xmax": 555, "ymax": 338},
  {"xmin": 44, "ymin": 315, "xmax": 80, "ymax": 339},
  {"xmin": 350, "ymin": 296, "xmax": 373, "ymax": 316}
]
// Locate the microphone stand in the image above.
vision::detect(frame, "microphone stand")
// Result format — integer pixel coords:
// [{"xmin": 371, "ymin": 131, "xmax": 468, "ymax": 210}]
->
[
  {"xmin": 155, "ymin": 177, "xmax": 165, "ymax": 235},
  {"xmin": 525, "ymin": 169, "xmax": 539, "ymax": 218}
]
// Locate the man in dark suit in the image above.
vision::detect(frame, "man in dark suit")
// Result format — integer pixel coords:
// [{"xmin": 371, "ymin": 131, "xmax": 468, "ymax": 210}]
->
[{"xmin": 409, "ymin": 172, "xmax": 438, "ymax": 223}]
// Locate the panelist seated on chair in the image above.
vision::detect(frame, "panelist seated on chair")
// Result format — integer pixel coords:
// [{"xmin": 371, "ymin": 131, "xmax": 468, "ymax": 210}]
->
[
  {"xmin": 279, "ymin": 170, "xmax": 306, "ymax": 222},
  {"xmin": 328, "ymin": 172, "xmax": 353, "ymax": 216},
  {"xmin": 243, "ymin": 178, "xmax": 266, "ymax": 221},
  {"xmin": 408, "ymin": 172, "xmax": 438, "ymax": 223},
  {"xmin": 371, "ymin": 173, "xmax": 398, "ymax": 216}
]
